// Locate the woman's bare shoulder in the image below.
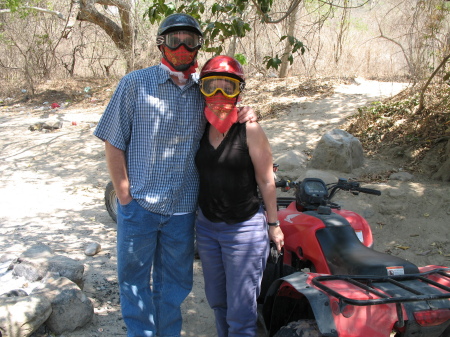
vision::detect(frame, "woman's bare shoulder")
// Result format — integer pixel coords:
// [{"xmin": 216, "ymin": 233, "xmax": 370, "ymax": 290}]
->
[{"xmin": 245, "ymin": 121, "xmax": 268, "ymax": 143}]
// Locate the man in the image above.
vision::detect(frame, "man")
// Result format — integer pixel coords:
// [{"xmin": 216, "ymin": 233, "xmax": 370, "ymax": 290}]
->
[{"xmin": 94, "ymin": 13, "xmax": 255, "ymax": 337}]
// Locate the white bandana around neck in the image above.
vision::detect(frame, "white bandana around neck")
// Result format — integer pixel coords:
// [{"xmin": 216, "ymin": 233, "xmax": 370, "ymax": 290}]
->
[{"xmin": 160, "ymin": 63, "xmax": 188, "ymax": 84}]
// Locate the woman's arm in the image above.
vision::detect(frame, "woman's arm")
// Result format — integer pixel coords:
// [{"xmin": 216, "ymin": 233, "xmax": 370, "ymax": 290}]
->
[
  {"xmin": 105, "ymin": 141, "xmax": 132, "ymax": 205},
  {"xmin": 246, "ymin": 122, "xmax": 284, "ymax": 252}
]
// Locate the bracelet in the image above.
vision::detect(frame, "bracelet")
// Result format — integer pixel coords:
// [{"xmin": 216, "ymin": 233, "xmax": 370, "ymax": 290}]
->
[{"xmin": 268, "ymin": 220, "xmax": 280, "ymax": 227}]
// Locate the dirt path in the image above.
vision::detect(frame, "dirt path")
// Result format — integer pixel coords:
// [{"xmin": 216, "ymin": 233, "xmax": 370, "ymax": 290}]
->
[{"xmin": 0, "ymin": 78, "xmax": 448, "ymax": 336}]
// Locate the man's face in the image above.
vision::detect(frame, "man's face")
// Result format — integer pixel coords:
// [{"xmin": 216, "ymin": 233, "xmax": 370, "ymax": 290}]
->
[
  {"xmin": 158, "ymin": 30, "xmax": 202, "ymax": 71},
  {"xmin": 161, "ymin": 45, "xmax": 198, "ymax": 70}
]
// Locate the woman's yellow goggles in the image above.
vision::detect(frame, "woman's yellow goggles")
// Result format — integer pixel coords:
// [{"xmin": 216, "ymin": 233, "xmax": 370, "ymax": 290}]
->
[{"xmin": 200, "ymin": 76, "xmax": 244, "ymax": 98}]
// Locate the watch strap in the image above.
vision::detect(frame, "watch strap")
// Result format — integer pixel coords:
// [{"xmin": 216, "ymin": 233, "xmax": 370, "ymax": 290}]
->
[{"xmin": 268, "ymin": 220, "xmax": 280, "ymax": 227}]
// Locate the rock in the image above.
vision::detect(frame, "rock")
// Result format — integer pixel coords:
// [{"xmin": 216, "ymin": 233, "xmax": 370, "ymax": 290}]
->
[
  {"xmin": 378, "ymin": 201, "xmax": 407, "ymax": 215},
  {"xmin": 385, "ymin": 188, "xmax": 406, "ymax": 198},
  {"xmin": 28, "ymin": 121, "xmax": 63, "ymax": 132},
  {"xmin": 389, "ymin": 172, "xmax": 414, "ymax": 181},
  {"xmin": 274, "ymin": 150, "xmax": 308, "ymax": 173},
  {"xmin": 32, "ymin": 277, "xmax": 94, "ymax": 335},
  {"xmin": 0, "ymin": 294, "xmax": 52, "ymax": 337},
  {"xmin": 0, "ymin": 253, "xmax": 18, "ymax": 264},
  {"xmin": 20, "ymin": 244, "xmax": 53, "ymax": 259},
  {"xmin": 12, "ymin": 244, "xmax": 85, "ymax": 288},
  {"xmin": 1, "ymin": 245, "xmax": 93, "ymax": 336},
  {"xmin": 29, "ymin": 123, "xmax": 44, "ymax": 131},
  {"xmin": 1, "ymin": 289, "xmax": 28, "ymax": 297},
  {"xmin": 43, "ymin": 121, "xmax": 63, "ymax": 130},
  {"xmin": 309, "ymin": 129, "xmax": 364, "ymax": 173},
  {"xmin": 84, "ymin": 242, "xmax": 101, "ymax": 256}
]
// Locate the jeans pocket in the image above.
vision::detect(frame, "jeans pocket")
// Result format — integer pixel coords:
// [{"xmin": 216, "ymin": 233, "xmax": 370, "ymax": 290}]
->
[{"xmin": 119, "ymin": 198, "xmax": 134, "ymax": 207}]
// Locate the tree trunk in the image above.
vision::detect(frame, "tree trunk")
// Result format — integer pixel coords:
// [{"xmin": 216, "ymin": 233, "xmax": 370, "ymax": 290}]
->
[
  {"xmin": 227, "ymin": 36, "xmax": 237, "ymax": 57},
  {"xmin": 75, "ymin": 0, "xmax": 135, "ymax": 72},
  {"xmin": 279, "ymin": 3, "xmax": 298, "ymax": 78},
  {"xmin": 334, "ymin": 0, "xmax": 350, "ymax": 66}
]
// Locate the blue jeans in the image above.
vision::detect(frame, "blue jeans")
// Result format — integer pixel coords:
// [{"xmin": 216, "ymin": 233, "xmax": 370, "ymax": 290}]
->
[
  {"xmin": 196, "ymin": 207, "xmax": 269, "ymax": 337},
  {"xmin": 117, "ymin": 200, "xmax": 195, "ymax": 337}
]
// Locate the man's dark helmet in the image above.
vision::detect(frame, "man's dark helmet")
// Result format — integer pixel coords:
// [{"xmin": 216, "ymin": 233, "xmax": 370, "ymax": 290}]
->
[{"xmin": 157, "ymin": 13, "xmax": 203, "ymax": 36}]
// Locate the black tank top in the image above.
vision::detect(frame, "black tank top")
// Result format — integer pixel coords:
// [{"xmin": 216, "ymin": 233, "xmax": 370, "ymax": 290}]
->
[{"xmin": 195, "ymin": 123, "xmax": 261, "ymax": 224}]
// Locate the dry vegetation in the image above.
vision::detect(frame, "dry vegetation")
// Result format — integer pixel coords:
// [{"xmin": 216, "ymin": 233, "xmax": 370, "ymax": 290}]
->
[
  {"xmin": 0, "ymin": 77, "xmax": 117, "ymax": 109},
  {"xmin": 243, "ymin": 76, "xmax": 337, "ymax": 119},
  {"xmin": 345, "ymin": 82, "xmax": 450, "ymax": 179}
]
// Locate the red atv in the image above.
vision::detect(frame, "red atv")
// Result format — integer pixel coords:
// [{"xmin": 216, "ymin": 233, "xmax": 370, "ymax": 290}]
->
[{"xmin": 259, "ymin": 176, "xmax": 450, "ymax": 337}]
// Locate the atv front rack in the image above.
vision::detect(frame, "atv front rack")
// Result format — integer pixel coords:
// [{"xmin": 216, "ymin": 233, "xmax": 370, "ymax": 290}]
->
[{"xmin": 312, "ymin": 268, "xmax": 450, "ymax": 327}]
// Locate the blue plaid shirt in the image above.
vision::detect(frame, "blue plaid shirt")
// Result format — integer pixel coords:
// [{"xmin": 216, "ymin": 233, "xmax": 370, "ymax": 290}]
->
[{"xmin": 94, "ymin": 65, "xmax": 206, "ymax": 215}]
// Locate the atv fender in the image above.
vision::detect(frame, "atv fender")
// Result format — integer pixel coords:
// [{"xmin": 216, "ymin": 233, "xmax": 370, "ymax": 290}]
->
[{"xmin": 263, "ymin": 271, "xmax": 337, "ymax": 337}]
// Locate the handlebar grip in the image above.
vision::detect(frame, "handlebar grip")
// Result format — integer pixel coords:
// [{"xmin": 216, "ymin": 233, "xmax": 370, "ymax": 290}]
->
[
  {"xmin": 275, "ymin": 180, "xmax": 288, "ymax": 188},
  {"xmin": 357, "ymin": 187, "xmax": 381, "ymax": 196}
]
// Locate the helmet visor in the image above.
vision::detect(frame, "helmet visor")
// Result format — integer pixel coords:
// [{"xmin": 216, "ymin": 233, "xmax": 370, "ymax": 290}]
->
[
  {"xmin": 200, "ymin": 76, "xmax": 243, "ymax": 98},
  {"xmin": 157, "ymin": 30, "xmax": 203, "ymax": 50}
]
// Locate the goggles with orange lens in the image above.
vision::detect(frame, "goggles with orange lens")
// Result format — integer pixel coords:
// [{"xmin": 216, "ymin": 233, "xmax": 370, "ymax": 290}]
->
[
  {"xmin": 157, "ymin": 30, "xmax": 203, "ymax": 51},
  {"xmin": 200, "ymin": 76, "xmax": 245, "ymax": 98}
]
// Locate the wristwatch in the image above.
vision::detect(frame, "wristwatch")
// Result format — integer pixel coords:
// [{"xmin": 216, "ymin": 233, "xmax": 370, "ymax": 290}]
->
[{"xmin": 268, "ymin": 220, "xmax": 280, "ymax": 227}]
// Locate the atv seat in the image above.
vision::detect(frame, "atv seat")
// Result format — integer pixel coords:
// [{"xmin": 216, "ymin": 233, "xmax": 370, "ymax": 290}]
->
[{"xmin": 308, "ymin": 211, "xmax": 420, "ymax": 276}]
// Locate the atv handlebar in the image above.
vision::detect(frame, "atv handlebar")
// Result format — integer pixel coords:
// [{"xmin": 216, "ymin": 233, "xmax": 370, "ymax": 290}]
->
[
  {"xmin": 275, "ymin": 180, "xmax": 292, "ymax": 188},
  {"xmin": 274, "ymin": 177, "xmax": 381, "ymax": 210},
  {"xmin": 355, "ymin": 187, "xmax": 381, "ymax": 196},
  {"xmin": 274, "ymin": 179, "xmax": 381, "ymax": 196},
  {"xmin": 334, "ymin": 179, "xmax": 381, "ymax": 196}
]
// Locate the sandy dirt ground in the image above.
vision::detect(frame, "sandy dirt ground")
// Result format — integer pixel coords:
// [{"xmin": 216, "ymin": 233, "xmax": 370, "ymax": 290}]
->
[{"xmin": 0, "ymin": 77, "xmax": 449, "ymax": 337}]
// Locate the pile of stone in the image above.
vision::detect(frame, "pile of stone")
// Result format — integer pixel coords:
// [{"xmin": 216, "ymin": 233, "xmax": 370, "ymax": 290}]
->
[
  {"xmin": 0, "ymin": 244, "xmax": 100, "ymax": 337},
  {"xmin": 28, "ymin": 121, "xmax": 63, "ymax": 132}
]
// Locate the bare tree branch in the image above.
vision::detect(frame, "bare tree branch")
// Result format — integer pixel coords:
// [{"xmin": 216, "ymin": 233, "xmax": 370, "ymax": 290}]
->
[
  {"xmin": 317, "ymin": 0, "xmax": 370, "ymax": 9},
  {"xmin": 251, "ymin": 0, "xmax": 302, "ymax": 24},
  {"xmin": 62, "ymin": 0, "xmax": 82, "ymax": 38},
  {"xmin": 0, "ymin": 6, "xmax": 65, "ymax": 19},
  {"xmin": 416, "ymin": 53, "xmax": 450, "ymax": 113},
  {"xmin": 376, "ymin": 20, "xmax": 414, "ymax": 81}
]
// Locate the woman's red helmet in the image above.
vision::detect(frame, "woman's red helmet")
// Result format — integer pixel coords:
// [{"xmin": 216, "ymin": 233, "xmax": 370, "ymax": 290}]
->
[{"xmin": 200, "ymin": 56, "xmax": 245, "ymax": 83}]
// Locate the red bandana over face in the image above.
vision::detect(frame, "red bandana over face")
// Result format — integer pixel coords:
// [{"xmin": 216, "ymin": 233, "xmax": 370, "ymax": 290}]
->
[
  {"xmin": 162, "ymin": 45, "xmax": 197, "ymax": 71},
  {"xmin": 204, "ymin": 94, "xmax": 239, "ymax": 134}
]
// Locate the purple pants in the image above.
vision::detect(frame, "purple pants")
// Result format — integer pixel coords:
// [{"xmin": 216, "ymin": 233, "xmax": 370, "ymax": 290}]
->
[{"xmin": 196, "ymin": 208, "xmax": 269, "ymax": 337}]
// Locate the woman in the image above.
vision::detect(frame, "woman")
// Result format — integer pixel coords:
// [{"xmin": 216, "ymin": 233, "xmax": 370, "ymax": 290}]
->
[{"xmin": 195, "ymin": 55, "xmax": 284, "ymax": 337}]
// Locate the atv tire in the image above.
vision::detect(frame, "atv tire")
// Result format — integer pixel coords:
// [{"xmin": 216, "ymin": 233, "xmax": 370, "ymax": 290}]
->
[
  {"xmin": 274, "ymin": 319, "xmax": 323, "ymax": 337},
  {"xmin": 105, "ymin": 181, "xmax": 118, "ymax": 223}
]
